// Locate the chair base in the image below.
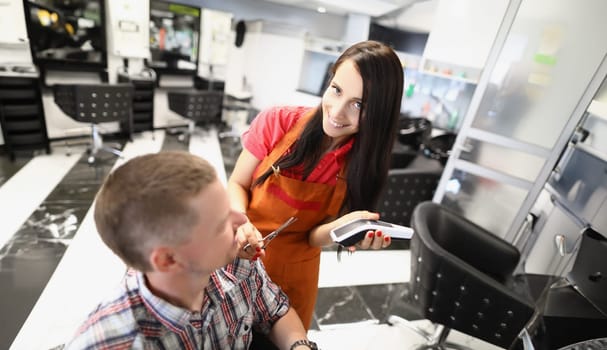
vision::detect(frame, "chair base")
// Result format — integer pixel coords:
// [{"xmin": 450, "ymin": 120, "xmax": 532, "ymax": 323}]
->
[
  {"xmin": 387, "ymin": 315, "xmax": 474, "ymax": 350},
  {"xmin": 88, "ymin": 124, "xmax": 122, "ymax": 164},
  {"xmin": 172, "ymin": 121, "xmax": 215, "ymax": 143},
  {"xmin": 88, "ymin": 145, "xmax": 122, "ymax": 164}
]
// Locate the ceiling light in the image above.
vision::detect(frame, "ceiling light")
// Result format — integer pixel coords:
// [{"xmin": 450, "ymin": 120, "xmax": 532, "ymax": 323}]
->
[{"xmin": 317, "ymin": 6, "xmax": 327, "ymax": 13}]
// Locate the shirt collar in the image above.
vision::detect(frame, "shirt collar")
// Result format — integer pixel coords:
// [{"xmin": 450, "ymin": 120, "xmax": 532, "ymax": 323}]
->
[
  {"xmin": 332, "ymin": 137, "xmax": 354, "ymax": 161},
  {"xmin": 205, "ymin": 258, "xmax": 254, "ymax": 305},
  {"xmin": 135, "ymin": 259, "xmax": 253, "ymax": 328},
  {"xmin": 136, "ymin": 272, "xmax": 194, "ymax": 329}
]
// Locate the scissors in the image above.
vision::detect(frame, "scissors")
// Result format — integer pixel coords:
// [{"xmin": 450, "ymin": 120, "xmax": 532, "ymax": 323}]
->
[{"xmin": 243, "ymin": 216, "xmax": 297, "ymax": 251}]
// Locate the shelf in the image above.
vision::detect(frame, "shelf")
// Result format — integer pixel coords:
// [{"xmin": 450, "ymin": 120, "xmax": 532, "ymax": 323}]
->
[
  {"xmin": 420, "ymin": 58, "xmax": 481, "ymax": 84},
  {"xmin": 295, "ymin": 88, "xmax": 321, "ymax": 97},
  {"xmin": 576, "ymin": 142, "xmax": 607, "ymax": 164},
  {"xmin": 420, "ymin": 69, "xmax": 478, "ymax": 84},
  {"xmin": 588, "ymin": 99, "xmax": 607, "ymax": 121},
  {"xmin": 304, "ymin": 47, "xmax": 340, "ymax": 57}
]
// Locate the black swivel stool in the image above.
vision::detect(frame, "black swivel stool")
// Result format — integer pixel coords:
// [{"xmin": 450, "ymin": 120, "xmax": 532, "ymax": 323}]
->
[
  {"xmin": 53, "ymin": 84, "xmax": 134, "ymax": 164},
  {"xmin": 167, "ymin": 90, "xmax": 223, "ymax": 141}
]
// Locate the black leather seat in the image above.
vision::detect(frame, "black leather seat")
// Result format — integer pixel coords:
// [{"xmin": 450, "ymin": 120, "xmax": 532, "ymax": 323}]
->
[
  {"xmin": 389, "ymin": 201, "xmax": 536, "ymax": 349},
  {"xmin": 53, "ymin": 84, "xmax": 133, "ymax": 164},
  {"xmin": 167, "ymin": 90, "xmax": 223, "ymax": 141},
  {"xmin": 377, "ymin": 168, "xmax": 441, "ymax": 250},
  {"xmin": 377, "ymin": 168, "xmax": 442, "ymax": 228}
]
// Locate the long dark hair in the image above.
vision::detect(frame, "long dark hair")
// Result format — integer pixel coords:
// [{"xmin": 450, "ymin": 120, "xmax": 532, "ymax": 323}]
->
[{"xmin": 254, "ymin": 40, "xmax": 403, "ymax": 211}]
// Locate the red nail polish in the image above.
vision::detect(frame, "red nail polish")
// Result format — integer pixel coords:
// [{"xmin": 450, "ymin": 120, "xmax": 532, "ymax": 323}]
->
[
  {"xmin": 376, "ymin": 231, "xmax": 382, "ymax": 237},
  {"xmin": 367, "ymin": 232, "xmax": 374, "ymax": 238},
  {"xmin": 384, "ymin": 236, "xmax": 390, "ymax": 242},
  {"xmin": 255, "ymin": 247, "xmax": 261, "ymax": 252}
]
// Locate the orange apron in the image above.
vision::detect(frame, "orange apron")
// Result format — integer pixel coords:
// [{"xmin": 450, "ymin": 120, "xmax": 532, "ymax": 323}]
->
[{"xmin": 246, "ymin": 110, "xmax": 347, "ymax": 329}]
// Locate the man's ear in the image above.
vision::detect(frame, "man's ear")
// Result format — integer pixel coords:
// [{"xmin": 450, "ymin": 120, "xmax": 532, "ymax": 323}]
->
[{"xmin": 149, "ymin": 246, "xmax": 178, "ymax": 272}]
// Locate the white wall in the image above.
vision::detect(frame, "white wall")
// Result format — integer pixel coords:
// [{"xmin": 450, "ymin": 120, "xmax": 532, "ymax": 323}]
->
[
  {"xmin": 343, "ymin": 13, "xmax": 371, "ymax": 45},
  {"xmin": 224, "ymin": 21, "xmax": 320, "ymax": 111},
  {"xmin": 0, "ymin": 0, "xmax": 30, "ymax": 46},
  {"xmin": 375, "ymin": 0, "xmax": 438, "ymax": 33},
  {"xmin": 180, "ymin": 0, "xmax": 347, "ymax": 40},
  {"xmin": 422, "ymin": 0, "xmax": 510, "ymax": 69}
]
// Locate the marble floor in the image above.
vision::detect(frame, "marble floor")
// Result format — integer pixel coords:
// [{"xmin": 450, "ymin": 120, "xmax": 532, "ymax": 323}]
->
[{"xmin": 0, "ymin": 129, "xmax": 504, "ymax": 350}]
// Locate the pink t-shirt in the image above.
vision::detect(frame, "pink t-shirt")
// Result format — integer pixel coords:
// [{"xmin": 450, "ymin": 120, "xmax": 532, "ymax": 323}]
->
[{"xmin": 242, "ymin": 106, "xmax": 353, "ymax": 185}]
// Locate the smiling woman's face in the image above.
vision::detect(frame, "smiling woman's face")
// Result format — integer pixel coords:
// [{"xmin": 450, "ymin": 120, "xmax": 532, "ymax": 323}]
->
[{"xmin": 321, "ymin": 59, "xmax": 364, "ymax": 147}]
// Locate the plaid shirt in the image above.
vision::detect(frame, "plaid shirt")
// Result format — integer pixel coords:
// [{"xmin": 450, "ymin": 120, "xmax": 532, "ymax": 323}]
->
[{"xmin": 65, "ymin": 258, "xmax": 290, "ymax": 349}]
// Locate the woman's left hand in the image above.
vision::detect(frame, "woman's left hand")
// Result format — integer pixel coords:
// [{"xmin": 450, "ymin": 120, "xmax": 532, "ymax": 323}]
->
[
  {"xmin": 354, "ymin": 229, "xmax": 392, "ymax": 251},
  {"xmin": 331, "ymin": 211, "xmax": 392, "ymax": 251}
]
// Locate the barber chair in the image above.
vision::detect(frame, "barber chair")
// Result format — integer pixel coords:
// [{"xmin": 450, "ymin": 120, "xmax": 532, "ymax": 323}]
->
[
  {"xmin": 377, "ymin": 169, "xmax": 441, "ymax": 249},
  {"xmin": 167, "ymin": 90, "xmax": 223, "ymax": 142},
  {"xmin": 53, "ymin": 84, "xmax": 133, "ymax": 164},
  {"xmin": 378, "ymin": 169, "xmax": 442, "ymax": 228},
  {"xmin": 388, "ymin": 201, "xmax": 536, "ymax": 349}
]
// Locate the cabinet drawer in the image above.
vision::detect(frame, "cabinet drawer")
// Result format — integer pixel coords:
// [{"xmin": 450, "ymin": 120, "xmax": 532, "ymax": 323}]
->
[
  {"xmin": 3, "ymin": 119, "xmax": 43, "ymax": 132},
  {"xmin": 134, "ymin": 90, "xmax": 153, "ymax": 100},
  {"xmin": 131, "ymin": 80, "xmax": 154, "ymax": 88},
  {"xmin": 133, "ymin": 101, "xmax": 152, "ymax": 111},
  {"xmin": 6, "ymin": 132, "xmax": 46, "ymax": 145},
  {"xmin": 525, "ymin": 200, "xmax": 583, "ymax": 276},
  {"xmin": 133, "ymin": 112, "xmax": 152, "ymax": 122},
  {"xmin": 2, "ymin": 105, "xmax": 39, "ymax": 117},
  {"xmin": 0, "ymin": 77, "xmax": 35, "ymax": 87},
  {"xmin": 133, "ymin": 121, "xmax": 153, "ymax": 132},
  {"xmin": 0, "ymin": 89, "xmax": 37, "ymax": 100}
]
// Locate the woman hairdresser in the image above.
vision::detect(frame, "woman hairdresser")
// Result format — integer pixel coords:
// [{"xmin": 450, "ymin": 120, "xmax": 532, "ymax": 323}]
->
[{"xmin": 228, "ymin": 40, "xmax": 404, "ymax": 329}]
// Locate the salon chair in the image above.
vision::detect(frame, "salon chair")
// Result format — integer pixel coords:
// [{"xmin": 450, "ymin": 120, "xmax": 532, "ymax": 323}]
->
[
  {"xmin": 388, "ymin": 201, "xmax": 535, "ymax": 349},
  {"xmin": 167, "ymin": 90, "xmax": 223, "ymax": 142},
  {"xmin": 378, "ymin": 169, "xmax": 442, "ymax": 228},
  {"xmin": 377, "ymin": 169, "xmax": 441, "ymax": 249},
  {"xmin": 53, "ymin": 84, "xmax": 134, "ymax": 164}
]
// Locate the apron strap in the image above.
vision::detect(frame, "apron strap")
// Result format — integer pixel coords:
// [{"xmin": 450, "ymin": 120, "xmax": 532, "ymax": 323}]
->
[
  {"xmin": 327, "ymin": 166, "xmax": 347, "ymax": 216},
  {"xmin": 254, "ymin": 108, "xmax": 317, "ymax": 178},
  {"xmin": 252, "ymin": 107, "xmax": 348, "ymax": 216}
]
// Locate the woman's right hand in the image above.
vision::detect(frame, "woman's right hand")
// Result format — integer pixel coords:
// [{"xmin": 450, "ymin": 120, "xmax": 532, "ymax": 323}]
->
[{"xmin": 236, "ymin": 222, "xmax": 266, "ymax": 261}]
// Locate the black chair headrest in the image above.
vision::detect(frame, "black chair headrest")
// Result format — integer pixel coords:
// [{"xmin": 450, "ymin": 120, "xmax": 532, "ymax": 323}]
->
[{"xmin": 413, "ymin": 201, "xmax": 520, "ymax": 281}]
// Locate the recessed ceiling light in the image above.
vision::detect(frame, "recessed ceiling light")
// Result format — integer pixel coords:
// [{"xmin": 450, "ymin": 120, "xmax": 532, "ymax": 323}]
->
[{"xmin": 317, "ymin": 6, "xmax": 327, "ymax": 13}]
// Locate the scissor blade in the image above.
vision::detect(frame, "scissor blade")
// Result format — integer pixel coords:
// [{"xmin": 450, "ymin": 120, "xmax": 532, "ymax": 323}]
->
[
  {"xmin": 242, "ymin": 216, "xmax": 297, "ymax": 251},
  {"xmin": 262, "ymin": 216, "xmax": 297, "ymax": 248}
]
